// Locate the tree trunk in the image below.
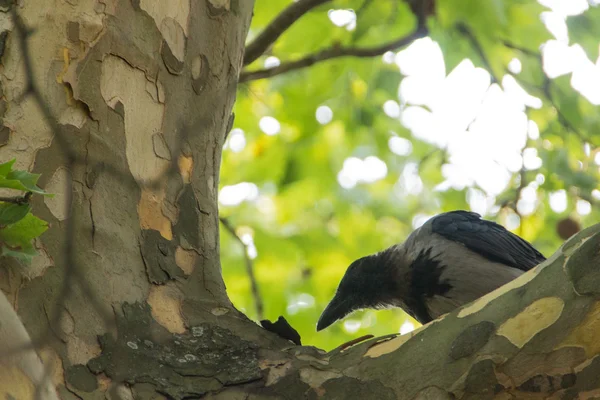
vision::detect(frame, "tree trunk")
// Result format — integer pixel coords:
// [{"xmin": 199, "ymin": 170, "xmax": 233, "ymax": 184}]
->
[{"xmin": 1, "ymin": 1, "xmax": 600, "ymax": 399}]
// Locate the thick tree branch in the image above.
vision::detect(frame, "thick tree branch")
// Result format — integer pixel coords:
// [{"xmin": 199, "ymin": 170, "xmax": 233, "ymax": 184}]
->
[
  {"xmin": 239, "ymin": 26, "xmax": 428, "ymax": 83},
  {"xmin": 219, "ymin": 217, "xmax": 264, "ymax": 320},
  {"xmin": 243, "ymin": 0, "xmax": 332, "ymax": 66},
  {"xmin": 217, "ymin": 224, "xmax": 600, "ymax": 399}
]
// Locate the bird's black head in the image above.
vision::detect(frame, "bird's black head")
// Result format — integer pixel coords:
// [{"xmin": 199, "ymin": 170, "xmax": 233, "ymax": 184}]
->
[{"xmin": 316, "ymin": 251, "xmax": 400, "ymax": 331}]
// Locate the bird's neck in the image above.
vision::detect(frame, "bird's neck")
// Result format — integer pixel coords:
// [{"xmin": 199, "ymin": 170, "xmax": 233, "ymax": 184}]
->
[{"xmin": 370, "ymin": 245, "xmax": 412, "ymax": 307}]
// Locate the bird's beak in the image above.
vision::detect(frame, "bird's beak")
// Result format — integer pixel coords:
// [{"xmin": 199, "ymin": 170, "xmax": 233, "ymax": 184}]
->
[{"xmin": 317, "ymin": 295, "xmax": 352, "ymax": 331}]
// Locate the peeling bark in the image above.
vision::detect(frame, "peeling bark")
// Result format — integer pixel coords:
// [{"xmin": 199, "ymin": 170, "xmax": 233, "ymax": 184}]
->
[
  {"xmin": 0, "ymin": 0, "xmax": 599, "ymax": 399},
  {"xmin": 0, "ymin": 0, "xmax": 256, "ymax": 396}
]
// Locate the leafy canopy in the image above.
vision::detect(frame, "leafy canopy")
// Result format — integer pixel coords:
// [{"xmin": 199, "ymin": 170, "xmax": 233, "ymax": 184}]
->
[{"xmin": 222, "ymin": 0, "xmax": 600, "ymax": 349}]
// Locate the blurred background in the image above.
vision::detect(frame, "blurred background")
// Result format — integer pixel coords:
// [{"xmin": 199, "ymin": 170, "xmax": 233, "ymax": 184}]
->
[{"xmin": 220, "ymin": 0, "xmax": 600, "ymax": 350}]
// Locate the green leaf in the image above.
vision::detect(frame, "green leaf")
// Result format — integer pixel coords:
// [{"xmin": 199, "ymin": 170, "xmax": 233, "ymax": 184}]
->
[
  {"xmin": 1, "ymin": 242, "xmax": 38, "ymax": 263},
  {"xmin": 0, "ymin": 160, "xmax": 49, "ymax": 195},
  {"xmin": 0, "ymin": 159, "xmax": 15, "ymax": 177},
  {"xmin": 0, "ymin": 203, "xmax": 31, "ymax": 225},
  {"xmin": 0, "ymin": 213, "xmax": 49, "ymax": 248},
  {"xmin": 4, "ymin": 169, "xmax": 46, "ymax": 194}
]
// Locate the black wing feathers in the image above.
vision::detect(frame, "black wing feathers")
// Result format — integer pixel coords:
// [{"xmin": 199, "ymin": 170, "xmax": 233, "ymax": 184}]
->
[{"xmin": 431, "ymin": 211, "xmax": 545, "ymax": 271}]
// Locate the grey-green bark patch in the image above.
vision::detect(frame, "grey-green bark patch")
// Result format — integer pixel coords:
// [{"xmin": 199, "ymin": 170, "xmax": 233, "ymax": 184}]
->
[
  {"xmin": 161, "ymin": 40, "xmax": 184, "ymax": 75},
  {"xmin": 152, "ymin": 133, "xmax": 171, "ymax": 160},
  {"xmin": 65, "ymin": 364, "xmax": 98, "ymax": 392},
  {"xmin": 321, "ymin": 376, "xmax": 396, "ymax": 400},
  {"xmin": 565, "ymin": 232, "xmax": 600, "ymax": 296},
  {"xmin": 517, "ymin": 373, "xmax": 576, "ymax": 392},
  {"xmin": 558, "ymin": 357, "xmax": 600, "ymax": 399},
  {"xmin": 499, "ymin": 346, "xmax": 586, "ymax": 384},
  {"xmin": 414, "ymin": 386, "xmax": 455, "ymax": 400},
  {"xmin": 67, "ymin": 21, "xmax": 79, "ymax": 42},
  {"xmin": 573, "ymin": 355, "xmax": 600, "ymax": 391},
  {"xmin": 230, "ymin": 0, "xmax": 240, "ymax": 15},
  {"xmin": 173, "ymin": 185, "xmax": 201, "ymax": 250},
  {"xmin": 249, "ymin": 372, "xmax": 315, "ymax": 400},
  {"xmin": 207, "ymin": 0, "xmax": 230, "ymax": 17},
  {"xmin": 85, "ymin": 161, "xmax": 104, "ymax": 189},
  {"xmin": 464, "ymin": 359, "xmax": 499, "ymax": 395},
  {"xmin": 0, "ymin": 0, "xmax": 11, "ymax": 13},
  {"xmin": 88, "ymin": 302, "xmax": 261, "ymax": 399},
  {"xmin": 0, "ymin": 125, "xmax": 9, "ymax": 146},
  {"xmin": 225, "ymin": 112, "xmax": 235, "ymax": 139},
  {"xmin": 113, "ymin": 100, "xmax": 125, "ymax": 119},
  {"xmin": 449, "ymin": 321, "xmax": 495, "ymax": 360},
  {"xmin": 191, "ymin": 54, "xmax": 210, "ymax": 95},
  {"xmin": 140, "ymin": 229, "xmax": 184, "ymax": 283},
  {"xmin": 57, "ymin": 386, "xmax": 82, "ymax": 400},
  {"xmin": 132, "ymin": 383, "xmax": 169, "ymax": 400},
  {"xmin": 0, "ymin": 30, "xmax": 8, "ymax": 59},
  {"xmin": 562, "ymin": 223, "xmax": 600, "ymax": 256}
]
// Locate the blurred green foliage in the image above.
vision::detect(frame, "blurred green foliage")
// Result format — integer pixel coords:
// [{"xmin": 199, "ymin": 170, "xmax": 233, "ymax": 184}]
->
[{"xmin": 221, "ymin": 0, "xmax": 600, "ymax": 350}]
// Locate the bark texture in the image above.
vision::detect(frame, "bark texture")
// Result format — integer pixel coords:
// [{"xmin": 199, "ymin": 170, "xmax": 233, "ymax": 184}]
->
[
  {"xmin": 0, "ymin": 1, "xmax": 599, "ymax": 399},
  {"xmin": 0, "ymin": 0, "xmax": 279, "ymax": 398}
]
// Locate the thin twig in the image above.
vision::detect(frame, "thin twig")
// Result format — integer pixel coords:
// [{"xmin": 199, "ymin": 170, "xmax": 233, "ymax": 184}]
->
[
  {"xmin": 355, "ymin": 0, "xmax": 373, "ymax": 17},
  {"xmin": 328, "ymin": 333, "xmax": 398, "ymax": 356},
  {"xmin": 416, "ymin": 148, "xmax": 443, "ymax": 174},
  {"xmin": 542, "ymin": 81, "xmax": 585, "ymax": 140},
  {"xmin": 502, "ymin": 40, "xmax": 585, "ymax": 140},
  {"xmin": 219, "ymin": 217, "xmax": 264, "ymax": 320},
  {"xmin": 333, "ymin": 334, "xmax": 374, "ymax": 352},
  {"xmin": 240, "ymin": 26, "xmax": 428, "ymax": 83},
  {"xmin": 0, "ymin": 192, "xmax": 32, "ymax": 204},
  {"xmin": 456, "ymin": 22, "xmax": 499, "ymax": 83},
  {"xmin": 501, "ymin": 40, "xmax": 538, "ymax": 57},
  {"xmin": 499, "ymin": 149, "xmax": 528, "ymax": 217},
  {"xmin": 243, "ymin": 0, "xmax": 332, "ymax": 66}
]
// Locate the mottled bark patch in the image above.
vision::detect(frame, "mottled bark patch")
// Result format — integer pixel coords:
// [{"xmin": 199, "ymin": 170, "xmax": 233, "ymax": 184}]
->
[
  {"xmin": 65, "ymin": 364, "xmax": 98, "ymax": 392},
  {"xmin": 499, "ymin": 346, "xmax": 586, "ymax": 387},
  {"xmin": 559, "ymin": 301, "xmax": 600, "ymax": 358},
  {"xmin": 321, "ymin": 376, "xmax": 396, "ymax": 400},
  {"xmin": 517, "ymin": 373, "xmax": 576, "ymax": 392},
  {"xmin": 161, "ymin": 39, "xmax": 185, "ymax": 75},
  {"xmin": 191, "ymin": 54, "xmax": 210, "ymax": 95},
  {"xmin": 497, "ymin": 297, "xmax": 564, "ymax": 348},
  {"xmin": 88, "ymin": 302, "xmax": 262, "ymax": 399},
  {"xmin": 173, "ymin": 185, "xmax": 202, "ymax": 250},
  {"xmin": 449, "ymin": 321, "xmax": 495, "ymax": 360},
  {"xmin": 414, "ymin": 386, "xmax": 455, "ymax": 400},
  {"xmin": 565, "ymin": 234, "xmax": 600, "ymax": 296},
  {"xmin": 140, "ymin": 229, "xmax": 183, "ymax": 283},
  {"xmin": 253, "ymin": 371, "xmax": 315, "ymax": 399},
  {"xmin": 464, "ymin": 359, "xmax": 499, "ymax": 395}
]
